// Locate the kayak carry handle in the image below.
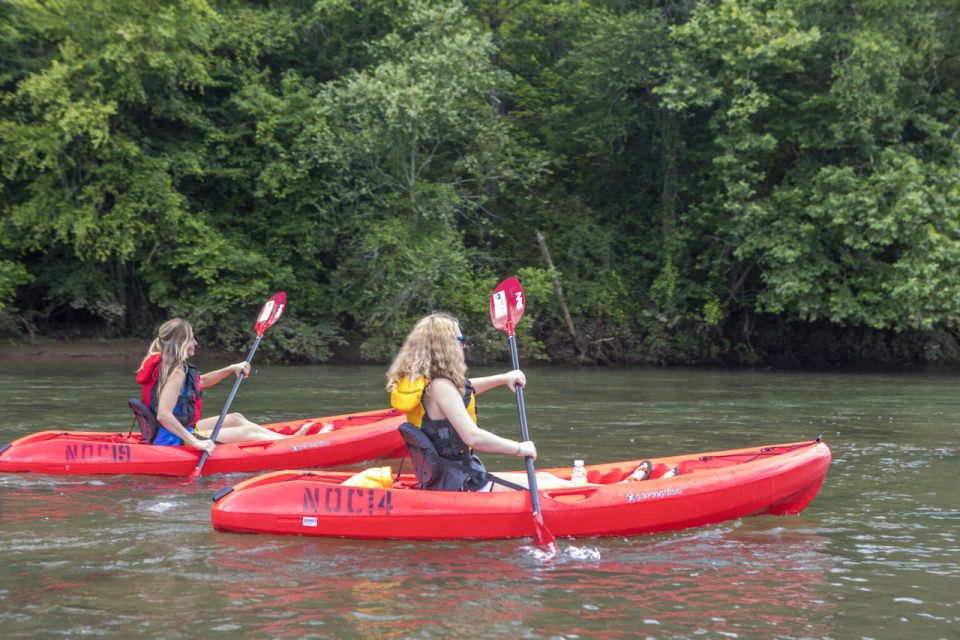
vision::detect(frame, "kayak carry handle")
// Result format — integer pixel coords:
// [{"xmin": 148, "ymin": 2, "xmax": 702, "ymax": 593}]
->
[
  {"xmin": 543, "ymin": 486, "xmax": 601, "ymax": 503},
  {"xmin": 212, "ymin": 486, "xmax": 235, "ymax": 502}
]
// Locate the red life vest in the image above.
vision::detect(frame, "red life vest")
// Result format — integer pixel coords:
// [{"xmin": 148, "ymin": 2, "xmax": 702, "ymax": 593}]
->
[{"xmin": 135, "ymin": 354, "xmax": 203, "ymax": 426}]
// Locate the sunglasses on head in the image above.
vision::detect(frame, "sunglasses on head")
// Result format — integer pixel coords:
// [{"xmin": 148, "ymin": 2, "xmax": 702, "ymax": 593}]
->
[{"xmin": 455, "ymin": 335, "xmax": 465, "ymax": 344}]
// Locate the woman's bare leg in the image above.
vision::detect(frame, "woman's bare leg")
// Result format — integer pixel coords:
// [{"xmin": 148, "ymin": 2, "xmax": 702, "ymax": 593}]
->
[
  {"xmin": 488, "ymin": 471, "xmax": 576, "ymax": 492},
  {"xmin": 195, "ymin": 413, "xmax": 287, "ymax": 442}
]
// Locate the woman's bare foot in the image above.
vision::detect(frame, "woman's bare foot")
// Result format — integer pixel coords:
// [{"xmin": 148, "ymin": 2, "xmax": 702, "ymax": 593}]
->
[
  {"xmin": 319, "ymin": 422, "xmax": 335, "ymax": 434},
  {"xmin": 622, "ymin": 460, "xmax": 652, "ymax": 483}
]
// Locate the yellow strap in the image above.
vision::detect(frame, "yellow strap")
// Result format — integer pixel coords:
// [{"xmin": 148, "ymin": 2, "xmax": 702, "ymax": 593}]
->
[{"xmin": 465, "ymin": 390, "xmax": 477, "ymax": 424}]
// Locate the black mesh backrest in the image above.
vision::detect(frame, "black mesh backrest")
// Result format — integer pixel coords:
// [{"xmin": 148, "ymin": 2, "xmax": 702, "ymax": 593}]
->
[
  {"xmin": 398, "ymin": 422, "xmax": 442, "ymax": 489},
  {"xmin": 128, "ymin": 398, "xmax": 160, "ymax": 444}
]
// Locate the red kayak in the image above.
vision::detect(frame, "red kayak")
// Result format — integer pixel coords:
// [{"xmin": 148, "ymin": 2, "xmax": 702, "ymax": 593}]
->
[
  {"xmin": 210, "ymin": 438, "xmax": 831, "ymax": 539},
  {"xmin": 0, "ymin": 408, "xmax": 405, "ymax": 476}
]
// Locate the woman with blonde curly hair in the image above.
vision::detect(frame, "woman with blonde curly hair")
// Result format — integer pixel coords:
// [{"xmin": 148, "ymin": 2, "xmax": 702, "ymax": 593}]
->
[
  {"xmin": 387, "ymin": 312, "xmax": 574, "ymax": 492},
  {"xmin": 136, "ymin": 318, "xmax": 310, "ymax": 453}
]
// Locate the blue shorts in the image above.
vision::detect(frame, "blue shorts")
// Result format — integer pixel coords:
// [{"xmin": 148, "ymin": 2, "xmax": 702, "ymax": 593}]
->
[{"xmin": 153, "ymin": 426, "xmax": 193, "ymax": 446}]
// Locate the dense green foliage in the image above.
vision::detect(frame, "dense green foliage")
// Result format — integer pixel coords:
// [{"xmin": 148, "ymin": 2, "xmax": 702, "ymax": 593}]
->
[{"xmin": 2, "ymin": 0, "xmax": 958, "ymax": 365}]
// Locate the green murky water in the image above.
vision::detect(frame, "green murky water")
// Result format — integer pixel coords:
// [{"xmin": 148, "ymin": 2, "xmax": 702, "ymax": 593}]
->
[{"xmin": 1, "ymin": 360, "xmax": 957, "ymax": 638}]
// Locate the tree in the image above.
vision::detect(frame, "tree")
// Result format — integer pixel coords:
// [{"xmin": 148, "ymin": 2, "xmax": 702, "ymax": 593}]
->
[
  {"xmin": 0, "ymin": 0, "xmax": 220, "ymax": 330},
  {"xmin": 298, "ymin": 0, "xmax": 539, "ymax": 358}
]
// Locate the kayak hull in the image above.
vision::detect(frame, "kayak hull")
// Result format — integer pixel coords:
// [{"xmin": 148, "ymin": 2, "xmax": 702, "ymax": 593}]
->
[
  {"xmin": 210, "ymin": 439, "xmax": 831, "ymax": 539},
  {"xmin": 0, "ymin": 408, "xmax": 405, "ymax": 476}
]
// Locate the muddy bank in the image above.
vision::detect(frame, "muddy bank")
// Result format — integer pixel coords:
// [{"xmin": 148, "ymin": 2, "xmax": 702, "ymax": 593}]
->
[{"xmin": 0, "ymin": 339, "xmax": 236, "ymax": 365}]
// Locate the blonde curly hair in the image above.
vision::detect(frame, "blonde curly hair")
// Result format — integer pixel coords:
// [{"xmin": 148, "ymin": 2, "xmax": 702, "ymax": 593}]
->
[{"xmin": 386, "ymin": 312, "xmax": 467, "ymax": 394}]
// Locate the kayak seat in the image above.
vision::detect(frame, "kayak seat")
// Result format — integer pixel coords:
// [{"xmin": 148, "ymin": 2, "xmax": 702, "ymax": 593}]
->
[
  {"xmin": 128, "ymin": 398, "xmax": 160, "ymax": 444},
  {"xmin": 398, "ymin": 422, "xmax": 524, "ymax": 492},
  {"xmin": 398, "ymin": 422, "xmax": 452, "ymax": 489},
  {"xmin": 645, "ymin": 463, "xmax": 671, "ymax": 480}
]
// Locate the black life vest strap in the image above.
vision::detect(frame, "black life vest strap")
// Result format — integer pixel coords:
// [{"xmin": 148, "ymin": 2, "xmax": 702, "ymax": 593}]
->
[{"xmin": 434, "ymin": 456, "xmax": 526, "ymax": 491}]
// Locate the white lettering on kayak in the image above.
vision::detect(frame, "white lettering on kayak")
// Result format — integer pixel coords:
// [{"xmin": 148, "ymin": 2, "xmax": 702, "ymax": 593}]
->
[
  {"xmin": 626, "ymin": 488, "xmax": 682, "ymax": 503},
  {"xmin": 290, "ymin": 440, "xmax": 331, "ymax": 453}
]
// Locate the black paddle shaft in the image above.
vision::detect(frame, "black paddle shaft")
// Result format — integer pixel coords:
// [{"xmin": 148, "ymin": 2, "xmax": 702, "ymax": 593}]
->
[
  {"xmin": 193, "ymin": 335, "xmax": 262, "ymax": 473},
  {"xmin": 508, "ymin": 334, "xmax": 545, "ymax": 517}
]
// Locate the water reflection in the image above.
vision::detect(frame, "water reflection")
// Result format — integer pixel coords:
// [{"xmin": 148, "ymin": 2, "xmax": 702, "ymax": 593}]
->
[
  {"xmin": 0, "ymin": 474, "xmax": 197, "ymax": 526},
  {"xmin": 200, "ymin": 519, "xmax": 835, "ymax": 638},
  {"xmin": 0, "ymin": 477, "xmax": 113, "ymax": 526}
]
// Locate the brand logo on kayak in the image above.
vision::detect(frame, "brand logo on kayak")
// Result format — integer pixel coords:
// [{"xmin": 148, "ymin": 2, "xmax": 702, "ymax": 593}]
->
[
  {"xmin": 290, "ymin": 440, "xmax": 330, "ymax": 453},
  {"xmin": 65, "ymin": 444, "xmax": 132, "ymax": 464},
  {"xmin": 302, "ymin": 516, "xmax": 318, "ymax": 527},
  {"xmin": 626, "ymin": 488, "xmax": 681, "ymax": 503},
  {"xmin": 302, "ymin": 486, "xmax": 393, "ymax": 516}
]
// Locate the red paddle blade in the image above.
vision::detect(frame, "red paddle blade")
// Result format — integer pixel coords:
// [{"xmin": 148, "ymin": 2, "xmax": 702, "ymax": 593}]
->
[
  {"xmin": 533, "ymin": 513, "xmax": 558, "ymax": 556},
  {"xmin": 490, "ymin": 277, "xmax": 525, "ymax": 336},
  {"xmin": 254, "ymin": 292, "xmax": 286, "ymax": 337}
]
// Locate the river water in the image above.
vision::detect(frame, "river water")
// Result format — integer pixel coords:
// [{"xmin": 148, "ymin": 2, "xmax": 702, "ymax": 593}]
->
[{"xmin": 0, "ymin": 359, "xmax": 956, "ymax": 639}]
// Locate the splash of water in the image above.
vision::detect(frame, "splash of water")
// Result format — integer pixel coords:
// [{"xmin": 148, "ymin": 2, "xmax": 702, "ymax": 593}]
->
[
  {"xmin": 143, "ymin": 501, "xmax": 180, "ymax": 513},
  {"xmin": 521, "ymin": 542, "xmax": 602, "ymax": 562},
  {"xmin": 562, "ymin": 544, "xmax": 602, "ymax": 561}
]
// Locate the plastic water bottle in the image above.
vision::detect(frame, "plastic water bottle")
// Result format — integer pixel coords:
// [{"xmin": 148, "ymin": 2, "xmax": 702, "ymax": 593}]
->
[{"xmin": 571, "ymin": 459, "xmax": 587, "ymax": 486}]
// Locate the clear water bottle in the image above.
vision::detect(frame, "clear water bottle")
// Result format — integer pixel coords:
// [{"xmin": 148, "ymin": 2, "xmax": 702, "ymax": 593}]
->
[{"xmin": 571, "ymin": 459, "xmax": 587, "ymax": 486}]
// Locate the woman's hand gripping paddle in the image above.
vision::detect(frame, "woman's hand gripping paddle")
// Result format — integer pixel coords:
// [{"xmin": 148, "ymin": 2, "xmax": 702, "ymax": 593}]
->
[
  {"xmin": 490, "ymin": 276, "xmax": 558, "ymax": 556},
  {"xmin": 187, "ymin": 292, "xmax": 287, "ymax": 481}
]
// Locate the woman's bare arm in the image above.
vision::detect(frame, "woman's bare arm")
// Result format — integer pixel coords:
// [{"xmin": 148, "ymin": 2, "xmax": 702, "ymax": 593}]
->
[
  {"xmin": 199, "ymin": 361, "xmax": 250, "ymax": 390},
  {"xmin": 429, "ymin": 378, "xmax": 536, "ymax": 459},
  {"xmin": 470, "ymin": 370, "xmax": 526, "ymax": 395}
]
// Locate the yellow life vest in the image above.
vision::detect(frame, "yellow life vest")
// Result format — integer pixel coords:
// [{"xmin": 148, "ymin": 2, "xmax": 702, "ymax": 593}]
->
[{"xmin": 390, "ymin": 375, "xmax": 477, "ymax": 427}]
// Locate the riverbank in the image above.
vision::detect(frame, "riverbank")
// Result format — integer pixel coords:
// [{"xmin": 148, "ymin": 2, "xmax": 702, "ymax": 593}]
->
[
  {"xmin": 3, "ymin": 331, "xmax": 958, "ymax": 368},
  {"xmin": 0, "ymin": 338, "xmax": 236, "ymax": 365}
]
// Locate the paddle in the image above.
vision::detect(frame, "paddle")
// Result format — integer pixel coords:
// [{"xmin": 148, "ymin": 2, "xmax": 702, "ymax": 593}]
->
[
  {"xmin": 187, "ymin": 292, "xmax": 287, "ymax": 480},
  {"xmin": 490, "ymin": 276, "xmax": 558, "ymax": 555}
]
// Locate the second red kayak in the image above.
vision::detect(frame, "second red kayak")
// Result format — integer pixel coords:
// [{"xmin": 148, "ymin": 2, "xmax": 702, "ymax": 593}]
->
[
  {"xmin": 210, "ymin": 439, "xmax": 831, "ymax": 539},
  {"xmin": 0, "ymin": 408, "xmax": 405, "ymax": 476}
]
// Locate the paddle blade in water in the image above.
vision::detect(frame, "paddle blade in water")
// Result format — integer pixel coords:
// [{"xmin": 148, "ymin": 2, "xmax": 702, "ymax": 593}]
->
[
  {"xmin": 533, "ymin": 514, "xmax": 558, "ymax": 558},
  {"xmin": 255, "ymin": 292, "xmax": 286, "ymax": 337},
  {"xmin": 490, "ymin": 277, "xmax": 525, "ymax": 336}
]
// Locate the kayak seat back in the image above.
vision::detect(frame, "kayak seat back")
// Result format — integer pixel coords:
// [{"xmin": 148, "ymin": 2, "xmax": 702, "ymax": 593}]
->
[
  {"xmin": 398, "ymin": 423, "xmax": 525, "ymax": 492},
  {"xmin": 128, "ymin": 398, "xmax": 160, "ymax": 444},
  {"xmin": 398, "ymin": 422, "xmax": 446, "ymax": 489}
]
